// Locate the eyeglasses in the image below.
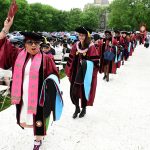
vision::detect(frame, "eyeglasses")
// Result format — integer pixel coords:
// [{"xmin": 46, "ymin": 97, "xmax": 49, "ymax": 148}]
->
[{"xmin": 25, "ymin": 40, "xmax": 40, "ymax": 46}]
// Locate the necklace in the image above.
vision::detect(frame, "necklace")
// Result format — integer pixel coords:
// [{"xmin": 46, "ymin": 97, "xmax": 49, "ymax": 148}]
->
[{"xmin": 76, "ymin": 41, "xmax": 93, "ymax": 56}]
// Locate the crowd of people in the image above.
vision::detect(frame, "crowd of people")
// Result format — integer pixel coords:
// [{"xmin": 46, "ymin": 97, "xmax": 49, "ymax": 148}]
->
[{"xmin": 0, "ymin": 14, "xmax": 149, "ymax": 150}]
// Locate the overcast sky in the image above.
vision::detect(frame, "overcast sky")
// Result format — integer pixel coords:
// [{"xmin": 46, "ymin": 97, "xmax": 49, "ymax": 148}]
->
[{"xmin": 27, "ymin": 0, "xmax": 113, "ymax": 11}]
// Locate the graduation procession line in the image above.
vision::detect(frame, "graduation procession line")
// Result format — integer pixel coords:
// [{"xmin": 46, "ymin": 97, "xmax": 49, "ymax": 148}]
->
[{"xmin": 0, "ymin": 44, "xmax": 150, "ymax": 150}]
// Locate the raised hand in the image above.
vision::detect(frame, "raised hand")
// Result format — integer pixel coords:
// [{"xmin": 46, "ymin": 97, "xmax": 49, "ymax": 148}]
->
[
  {"xmin": 4, "ymin": 17, "xmax": 14, "ymax": 32},
  {"xmin": 0, "ymin": 17, "xmax": 14, "ymax": 39}
]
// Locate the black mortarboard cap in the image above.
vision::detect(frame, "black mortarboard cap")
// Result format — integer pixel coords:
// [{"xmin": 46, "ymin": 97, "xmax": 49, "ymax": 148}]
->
[
  {"xmin": 93, "ymin": 34, "xmax": 100, "ymax": 41},
  {"xmin": 114, "ymin": 30, "xmax": 120, "ymax": 34},
  {"xmin": 75, "ymin": 26, "xmax": 92, "ymax": 34},
  {"xmin": 105, "ymin": 30, "xmax": 111, "ymax": 35},
  {"xmin": 20, "ymin": 32, "xmax": 43, "ymax": 41}
]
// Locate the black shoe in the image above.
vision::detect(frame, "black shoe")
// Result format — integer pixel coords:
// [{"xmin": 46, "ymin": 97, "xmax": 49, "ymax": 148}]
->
[
  {"xmin": 79, "ymin": 108, "xmax": 86, "ymax": 118},
  {"xmin": 103, "ymin": 75, "xmax": 106, "ymax": 80},
  {"xmin": 72, "ymin": 106, "xmax": 80, "ymax": 119},
  {"xmin": 106, "ymin": 75, "xmax": 109, "ymax": 82}
]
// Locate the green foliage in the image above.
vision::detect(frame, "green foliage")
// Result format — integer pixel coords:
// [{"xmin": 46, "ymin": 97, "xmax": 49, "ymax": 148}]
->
[
  {"xmin": 59, "ymin": 69, "xmax": 66, "ymax": 79},
  {"xmin": 0, "ymin": 0, "xmax": 11, "ymax": 29},
  {"xmin": 0, "ymin": 95, "xmax": 11, "ymax": 112},
  {"xmin": 0, "ymin": 1, "xmax": 104, "ymax": 31},
  {"xmin": 1, "ymin": 0, "xmax": 148, "ymax": 32},
  {"xmin": 51, "ymin": 10, "xmax": 69, "ymax": 31},
  {"xmin": 81, "ymin": 6, "xmax": 101, "ymax": 30},
  {"xmin": 67, "ymin": 8, "xmax": 82, "ymax": 31},
  {"xmin": 29, "ymin": 3, "xmax": 55, "ymax": 32},
  {"xmin": 108, "ymin": 0, "xmax": 150, "ymax": 30},
  {"xmin": 13, "ymin": 0, "xmax": 30, "ymax": 31}
]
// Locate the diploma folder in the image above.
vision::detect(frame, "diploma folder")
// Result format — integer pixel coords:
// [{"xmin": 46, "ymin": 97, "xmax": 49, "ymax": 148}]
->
[{"xmin": 7, "ymin": 0, "xmax": 18, "ymax": 20}]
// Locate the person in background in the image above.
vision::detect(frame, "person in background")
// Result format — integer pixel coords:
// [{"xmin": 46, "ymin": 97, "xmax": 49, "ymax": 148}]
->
[
  {"xmin": 120, "ymin": 31, "xmax": 129, "ymax": 65},
  {"xmin": 44, "ymin": 37, "xmax": 55, "ymax": 55},
  {"xmin": 99, "ymin": 30, "xmax": 116, "ymax": 82},
  {"xmin": 93, "ymin": 33, "xmax": 101, "ymax": 56}
]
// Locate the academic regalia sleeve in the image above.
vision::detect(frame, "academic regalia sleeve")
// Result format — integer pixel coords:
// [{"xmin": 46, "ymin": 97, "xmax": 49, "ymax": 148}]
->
[
  {"xmin": 95, "ymin": 40, "xmax": 102, "ymax": 57},
  {"xmin": 99, "ymin": 39, "xmax": 103, "ymax": 46},
  {"xmin": 65, "ymin": 44, "xmax": 76, "ymax": 79},
  {"xmin": 47, "ymin": 53, "xmax": 55, "ymax": 62},
  {"xmin": 44, "ymin": 54, "xmax": 59, "ymax": 80},
  {"xmin": 0, "ymin": 38, "xmax": 5, "ymax": 46},
  {"xmin": 120, "ymin": 37, "xmax": 124, "ymax": 45},
  {"xmin": 112, "ymin": 38, "xmax": 118, "ymax": 46},
  {"xmin": 98, "ymin": 39, "xmax": 104, "ymax": 58},
  {"xmin": 86, "ymin": 44, "xmax": 99, "ymax": 67},
  {"xmin": 0, "ymin": 38, "xmax": 20, "ymax": 69}
]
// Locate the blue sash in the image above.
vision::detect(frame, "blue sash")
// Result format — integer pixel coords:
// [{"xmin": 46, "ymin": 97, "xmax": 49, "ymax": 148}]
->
[
  {"xmin": 84, "ymin": 60, "xmax": 94, "ymax": 101},
  {"xmin": 118, "ymin": 52, "xmax": 122, "ymax": 62},
  {"xmin": 128, "ymin": 42, "xmax": 131, "ymax": 53},
  {"xmin": 115, "ymin": 46, "xmax": 118, "ymax": 63}
]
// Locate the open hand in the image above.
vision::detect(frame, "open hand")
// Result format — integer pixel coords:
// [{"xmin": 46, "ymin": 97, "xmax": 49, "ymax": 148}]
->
[{"xmin": 4, "ymin": 16, "xmax": 14, "ymax": 32}]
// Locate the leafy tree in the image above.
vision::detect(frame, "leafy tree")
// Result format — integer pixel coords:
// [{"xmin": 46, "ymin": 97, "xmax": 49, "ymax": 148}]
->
[
  {"xmin": 81, "ymin": 4, "xmax": 104, "ymax": 31},
  {"xmin": 0, "ymin": 0, "xmax": 10, "ymax": 29},
  {"xmin": 13, "ymin": 0, "xmax": 30, "ymax": 31},
  {"xmin": 108, "ymin": 0, "xmax": 150, "ymax": 30},
  {"xmin": 29, "ymin": 3, "xmax": 55, "ymax": 32},
  {"xmin": 51, "ymin": 10, "xmax": 69, "ymax": 31},
  {"xmin": 1, "ymin": 0, "xmax": 149, "ymax": 32},
  {"xmin": 67, "ymin": 8, "xmax": 82, "ymax": 31},
  {"xmin": 0, "ymin": 0, "xmax": 30, "ymax": 31}
]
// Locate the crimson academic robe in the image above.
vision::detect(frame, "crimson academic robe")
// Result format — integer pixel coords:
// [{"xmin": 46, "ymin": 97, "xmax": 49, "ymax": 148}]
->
[
  {"xmin": 120, "ymin": 36, "xmax": 130, "ymax": 61},
  {"xmin": 130, "ymin": 34, "xmax": 137, "ymax": 55},
  {"xmin": 99, "ymin": 38, "xmax": 117, "ymax": 74},
  {"xmin": 94, "ymin": 40, "xmax": 103, "ymax": 57},
  {"xmin": 65, "ymin": 42, "xmax": 99, "ymax": 106},
  {"xmin": 112, "ymin": 37, "xmax": 122, "ymax": 68},
  {"xmin": 0, "ymin": 38, "xmax": 59, "ymax": 136}
]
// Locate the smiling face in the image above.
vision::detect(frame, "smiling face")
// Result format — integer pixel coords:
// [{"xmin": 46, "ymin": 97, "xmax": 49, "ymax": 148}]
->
[
  {"xmin": 78, "ymin": 33, "xmax": 86, "ymax": 44},
  {"xmin": 25, "ymin": 40, "xmax": 41, "ymax": 55},
  {"xmin": 122, "ymin": 33, "xmax": 127, "ymax": 38}
]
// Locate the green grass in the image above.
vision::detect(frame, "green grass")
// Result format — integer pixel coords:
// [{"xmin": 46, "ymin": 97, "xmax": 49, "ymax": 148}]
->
[
  {"xmin": 0, "ymin": 95, "xmax": 11, "ymax": 112},
  {"xmin": 59, "ymin": 69, "xmax": 66, "ymax": 79}
]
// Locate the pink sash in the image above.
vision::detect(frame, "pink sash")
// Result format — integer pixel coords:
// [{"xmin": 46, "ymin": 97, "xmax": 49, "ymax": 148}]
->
[{"xmin": 11, "ymin": 50, "xmax": 42, "ymax": 115}]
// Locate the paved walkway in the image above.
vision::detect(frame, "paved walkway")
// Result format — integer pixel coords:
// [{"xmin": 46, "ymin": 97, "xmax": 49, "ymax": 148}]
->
[{"xmin": 0, "ymin": 44, "xmax": 150, "ymax": 150}]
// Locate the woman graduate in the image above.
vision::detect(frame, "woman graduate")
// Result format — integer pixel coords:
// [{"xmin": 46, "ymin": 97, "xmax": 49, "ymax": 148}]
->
[
  {"xmin": 65, "ymin": 26, "xmax": 99, "ymax": 119},
  {"xmin": 120, "ymin": 31, "xmax": 130, "ymax": 64},
  {"xmin": 99, "ymin": 30, "xmax": 116, "ymax": 82},
  {"xmin": 0, "ymin": 17, "xmax": 63, "ymax": 150}
]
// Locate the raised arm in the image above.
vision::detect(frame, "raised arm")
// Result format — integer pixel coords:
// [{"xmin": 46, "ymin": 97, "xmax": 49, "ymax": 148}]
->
[
  {"xmin": 0, "ymin": 17, "xmax": 21, "ymax": 69},
  {"xmin": 0, "ymin": 17, "xmax": 14, "ymax": 40}
]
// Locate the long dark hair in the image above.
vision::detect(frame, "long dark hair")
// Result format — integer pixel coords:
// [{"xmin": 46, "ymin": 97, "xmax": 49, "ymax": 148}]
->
[{"xmin": 79, "ymin": 35, "xmax": 91, "ymax": 49}]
